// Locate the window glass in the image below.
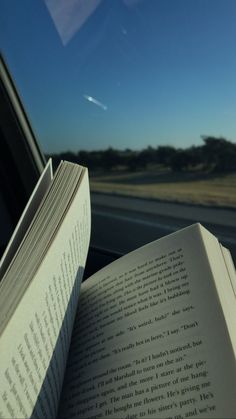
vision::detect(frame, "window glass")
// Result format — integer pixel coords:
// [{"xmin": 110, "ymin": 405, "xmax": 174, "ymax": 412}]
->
[{"xmin": 1, "ymin": 0, "xmax": 236, "ymax": 261}]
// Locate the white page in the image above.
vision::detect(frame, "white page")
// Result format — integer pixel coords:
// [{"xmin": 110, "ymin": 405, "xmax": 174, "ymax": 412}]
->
[
  {"xmin": 0, "ymin": 169, "xmax": 91, "ymax": 418},
  {"xmin": 59, "ymin": 224, "xmax": 236, "ymax": 419},
  {"xmin": 220, "ymin": 245, "xmax": 236, "ymax": 297},
  {"xmin": 199, "ymin": 229, "xmax": 236, "ymax": 358},
  {"xmin": 0, "ymin": 159, "xmax": 53, "ymax": 279}
]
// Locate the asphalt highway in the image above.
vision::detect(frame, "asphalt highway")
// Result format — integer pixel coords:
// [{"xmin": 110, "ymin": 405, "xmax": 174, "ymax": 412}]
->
[{"xmin": 90, "ymin": 193, "xmax": 236, "ymax": 264}]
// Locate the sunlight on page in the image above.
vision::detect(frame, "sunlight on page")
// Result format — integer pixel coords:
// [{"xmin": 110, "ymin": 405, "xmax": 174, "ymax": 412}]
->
[
  {"xmin": 0, "ymin": 169, "xmax": 91, "ymax": 418},
  {"xmin": 59, "ymin": 225, "xmax": 236, "ymax": 418}
]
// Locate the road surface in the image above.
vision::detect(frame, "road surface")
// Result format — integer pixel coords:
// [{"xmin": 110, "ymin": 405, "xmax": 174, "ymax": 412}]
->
[{"xmin": 90, "ymin": 193, "xmax": 236, "ymax": 264}]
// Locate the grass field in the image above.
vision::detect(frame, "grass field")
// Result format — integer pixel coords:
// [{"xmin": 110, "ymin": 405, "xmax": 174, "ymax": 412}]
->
[{"xmin": 90, "ymin": 170, "xmax": 236, "ymax": 208}]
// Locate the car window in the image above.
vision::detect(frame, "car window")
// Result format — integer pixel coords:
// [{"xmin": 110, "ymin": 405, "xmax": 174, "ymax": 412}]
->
[{"xmin": 1, "ymin": 0, "xmax": 236, "ymax": 262}]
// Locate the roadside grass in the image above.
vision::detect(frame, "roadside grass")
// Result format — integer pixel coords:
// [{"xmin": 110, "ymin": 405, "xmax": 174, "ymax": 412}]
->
[{"xmin": 90, "ymin": 170, "xmax": 236, "ymax": 208}]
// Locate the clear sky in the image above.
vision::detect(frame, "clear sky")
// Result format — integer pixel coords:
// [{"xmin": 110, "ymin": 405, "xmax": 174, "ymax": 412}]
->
[{"xmin": 1, "ymin": 0, "xmax": 236, "ymax": 153}]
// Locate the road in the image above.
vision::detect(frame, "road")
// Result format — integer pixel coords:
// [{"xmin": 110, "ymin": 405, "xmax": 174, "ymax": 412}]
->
[{"xmin": 90, "ymin": 193, "xmax": 236, "ymax": 264}]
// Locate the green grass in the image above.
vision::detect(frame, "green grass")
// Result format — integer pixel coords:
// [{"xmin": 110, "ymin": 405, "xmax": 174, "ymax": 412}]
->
[{"xmin": 90, "ymin": 170, "xmax": 236, "ymax": 208}]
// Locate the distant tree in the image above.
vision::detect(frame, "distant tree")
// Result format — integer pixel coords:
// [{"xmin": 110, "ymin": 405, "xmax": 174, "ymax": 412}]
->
[
  {"xmin": 49, "ymin": 136, "xmax": 236, "ymax": 174},
  {"xmin": 169, "ymin": 149, "xmax": 189, "ymax": 172},
  {"xmin": 125, "ymin": 151, "xmax": 140, "ymax": 171},
  {"xmin": 48, "ymin": 151, "xmax": 78, "ymax": 169},
  {"xmin": 101, "ymin": 147, "xmax": 122, "ymax": 170},
  {"xmin": 217, "ymin": 147, "xmax": 236, "ymax": 172},
  {"xmin": 77, "ymin": 150, "xmax": 92, "ymax": 167},
  {"xmin": 201, "ymin": 136, "xmax": 236, "ymax": 172},
  {"xmin": 156, "ymin": 146, "xmax": 177, "ymax": 166},
  {"xmin": 169, "ymin": 146, "xmax": 204, "ymax": 172},
  {"xmin": 120, "ymin": 150, "xmax": 136, "ymax": 170},
  {"xmin": 60, "ymin": 151, "xmax": 78, "ymax": 163},
  {"xmin": 136, "ymin": 146, "xmax": 156, "ymax": 169},
  {"xmin": 185, "ymin": 146, "xmax": 203, "ymax": 168}
]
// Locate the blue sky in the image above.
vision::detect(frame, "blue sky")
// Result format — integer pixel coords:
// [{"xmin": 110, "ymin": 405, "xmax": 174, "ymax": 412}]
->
[{"xmin": 1, "ymin": 0, "xmax": 236, "ymax": 153}]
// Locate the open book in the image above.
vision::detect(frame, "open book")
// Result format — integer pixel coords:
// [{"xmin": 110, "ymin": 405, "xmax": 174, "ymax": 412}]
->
[{"xmin": 0, "ymin": 160, "xmax": 236, "ymax": 419}]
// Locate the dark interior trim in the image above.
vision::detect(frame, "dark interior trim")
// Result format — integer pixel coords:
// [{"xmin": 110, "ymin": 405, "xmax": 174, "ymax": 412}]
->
[{"xmin": 0, "ymin": 53, "xmax": 45, "ymax": 196}]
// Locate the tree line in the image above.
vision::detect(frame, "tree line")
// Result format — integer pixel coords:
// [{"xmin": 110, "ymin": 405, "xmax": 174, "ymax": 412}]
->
[{"xmin": 48, "ymin": 136, "xmax": 236, "ymax": 173}]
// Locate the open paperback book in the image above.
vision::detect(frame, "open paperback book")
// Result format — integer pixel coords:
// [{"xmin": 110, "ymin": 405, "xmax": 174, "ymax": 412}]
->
[{"xmin": 0, "ymin": 160, "xmax": 236, "ymax": 419}]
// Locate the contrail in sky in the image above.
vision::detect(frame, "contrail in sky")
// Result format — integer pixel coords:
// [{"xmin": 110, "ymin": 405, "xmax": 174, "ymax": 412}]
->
[{"xmin": 83, "ymin": 94, "xmax": 107, "ymax": 110}]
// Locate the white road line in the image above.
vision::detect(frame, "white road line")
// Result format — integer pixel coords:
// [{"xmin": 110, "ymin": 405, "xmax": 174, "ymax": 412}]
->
[{"xmin": 92, "ymin": 210, "xmax": 236, "ymax": 246}]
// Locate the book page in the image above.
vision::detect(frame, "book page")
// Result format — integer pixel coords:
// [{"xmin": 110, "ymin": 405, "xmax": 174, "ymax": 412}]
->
[
  {"xmin": 199, "ymin": 231, "xmax": 236, "ymax": 358},
  {"xmin": 59, "ymin": 224, "xmax": 236, "ymax": 419},
  {"xmin": 0, "ymin": 169, "xmax": 91, "ymax": 419},
  {"xmin": 220, "ymin": 245, "xmax": 236, "ymax": 297},
  {"xmin": 0, "ymin": 159, "xmax": 53, "ymax": 279}
]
